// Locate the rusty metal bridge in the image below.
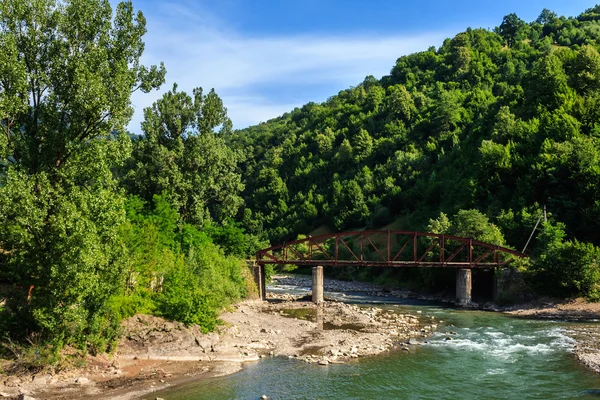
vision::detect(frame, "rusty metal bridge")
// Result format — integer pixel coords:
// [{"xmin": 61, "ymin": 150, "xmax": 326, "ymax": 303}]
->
[
  {"xmin": 253, "ymin": 230, "xmax": 527, "ymax": 303},
  {"xmin": 257, "ymin": 230, "xmax": 526, "ymax": 268}
]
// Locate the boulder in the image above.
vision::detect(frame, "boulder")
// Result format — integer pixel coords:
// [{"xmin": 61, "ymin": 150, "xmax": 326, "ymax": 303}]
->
[
  {"xmin": 4, "ymin": 376, "xmax": 21, "ymax": 387},
  {"xmin": 31, "ymin": 374, "xmax": 51, "ymax": 385}
]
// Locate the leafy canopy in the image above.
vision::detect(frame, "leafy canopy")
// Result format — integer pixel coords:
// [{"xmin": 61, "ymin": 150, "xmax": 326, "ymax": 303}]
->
[{"xmin": 0, "ymin": 0, "xmax": 164, "ymax": 346}]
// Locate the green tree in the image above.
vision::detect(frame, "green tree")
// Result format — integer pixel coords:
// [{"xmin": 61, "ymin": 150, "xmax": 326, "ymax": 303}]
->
[
  {"xmin": 0, "ymin": 0, "xmax": 165, "ymax": 174},
  {"xmin": 536, "ymin": 8, "xmax": 558, "ymax": 25},
  {"xmin": 335, "ymin": 180, "xmax": 370, "ymax": 229},
  {"xmin": 528, "ymin": 53, "xmax": 574, "ymax": 112},
  {"xmin": 499, "ymin": 13, "xmax": 527, "ymax": 47},
  {"xmin": 448, "ymin": 32, "xmax": 472, "ymax": 76},
  {"xmin": 571, "ymin": 45, "xmax": 600, "ymax": 95},
  {"xmin": 386, "ymin": 84, "xmax": 415, "ymax": 122},
  {"xmin": 428, "ymin": 212, "xmax": 451, "ymax": 234},
  {"xmin": 124, "ymin": 84, "xmax": 243, "ymax": 226},
  {"xmin": 0, "ymin": 0, "xmax": 165, "ymax": 346},
  {"xmin": 532, "ymin": 222, "xmax": 600, "ymax": 299},
  {"xmin": 432, "ymin": 89, "xmax": 464, "ymax": 136},
  {"xmin": 428, "ymin": 210, "xmax": 505, "ymax": 245},
  {"xmin": 336, "ymin": 138, "xmax": 354, "ymax": 166},
  {"xmin": 451, "ymin": 210, "xmax": 505, "ymax": 245},
  {"xmin": 353, "ymin": 129, "xmax": 373, "ymax": 162}
]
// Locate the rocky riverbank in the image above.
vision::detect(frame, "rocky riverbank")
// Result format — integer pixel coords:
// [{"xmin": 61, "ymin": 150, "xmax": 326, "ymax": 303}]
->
[
  {"xmin": 0, "ymin": 276, "xmax": 435, "ymax": 400},
  {"xmin": 571, "ymin": 325, "xmax": 600, "ymax": 375},
  {"xmin": 2, "ymin": 275, "xmax": 600, "ymax": 399},
  {"xmin": 223, "ymin": 298, "xmax": 435, "ymax": 365}
]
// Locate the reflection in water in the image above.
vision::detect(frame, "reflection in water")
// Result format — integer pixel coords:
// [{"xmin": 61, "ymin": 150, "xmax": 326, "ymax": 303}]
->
[{"xmin": 316, "ymin": 305, "xmax": 323, "ymax": 331}]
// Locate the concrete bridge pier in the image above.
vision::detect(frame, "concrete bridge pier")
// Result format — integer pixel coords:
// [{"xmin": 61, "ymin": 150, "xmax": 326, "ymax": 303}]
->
[
  {"xmin": 316, "ymin": 306, "xmax": 324, "ymax": 330},
  {"xmin": 312, "ymin": 265, "xmax": 324, "ymax": 304},
  {"xmin": 456, "ymin": 269, "xmax": 472, "ymax": 305}
]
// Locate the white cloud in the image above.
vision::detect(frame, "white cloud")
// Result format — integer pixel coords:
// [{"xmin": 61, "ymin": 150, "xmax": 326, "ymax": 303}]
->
[
  {"xmin": 223, "ymin": 95, "xmax": 299, "ymax": 126},
  {"xmin": 128, "ymin": 3, "xmax": 450, "ymax": 132}
]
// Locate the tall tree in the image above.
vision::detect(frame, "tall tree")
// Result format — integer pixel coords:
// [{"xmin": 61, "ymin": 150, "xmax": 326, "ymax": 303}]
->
[
  {"xmin": 498, "ymin": 13, "xmax": 526, "ymax": 47},
  {"xmin": 124, "ymin": 84, "xmax": 243, "ymax": 226},
  {"xmin": 0, "ymin": 0, "xmax": 165, "ymax": 344},
  {"xmin": 536, "ymin": 8, "xmax": 558, "ymax": 25}
]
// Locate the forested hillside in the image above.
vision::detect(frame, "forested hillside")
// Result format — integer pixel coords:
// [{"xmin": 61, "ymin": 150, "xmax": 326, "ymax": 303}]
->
[{"xmin": 233, "ymin": 7, "xmax": 600, "ymax": 298}]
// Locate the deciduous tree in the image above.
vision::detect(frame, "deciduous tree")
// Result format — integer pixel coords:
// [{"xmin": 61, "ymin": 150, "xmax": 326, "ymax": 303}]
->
[{"xmin": 0, "ymin": 0, "xmax": 165, "ymax": 345}]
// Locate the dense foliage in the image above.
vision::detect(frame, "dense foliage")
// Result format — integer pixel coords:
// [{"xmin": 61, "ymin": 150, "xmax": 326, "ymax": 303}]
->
[
  {"xmin": 122, "ymin": 84, "xmax": 244, "ymax": 226},
  {"xmin": 115, "ymin": 194, "xmax": 250, "ymax": 332},
  {"xmin": 0, "ymin": 0, "xmax": 259, "ymax": 356},
  {"xmin": 0, "ymin": 0, "xmax": 166, "ymax": 350},
  {"xmin": 2, "ymin": 1, "xmax": 600, "ymax": 362},
  {"xmin": 232, "ymin": 6, "xmax": 600, "ymax": 298}
]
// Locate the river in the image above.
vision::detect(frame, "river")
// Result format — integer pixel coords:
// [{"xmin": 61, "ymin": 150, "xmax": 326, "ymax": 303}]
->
[{"xmin": 151, "ymin": 284, "xmax": 600, "ymax": 400}]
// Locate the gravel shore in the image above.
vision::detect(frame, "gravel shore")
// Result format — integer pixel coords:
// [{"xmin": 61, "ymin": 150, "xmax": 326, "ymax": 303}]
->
[
  {"xmin": 0, "ymin": 276, "xmax": 433, "ymax": 400},
  {"xmin": 1, "ymin": 275, "xmax": 599, "ymax": 399}
]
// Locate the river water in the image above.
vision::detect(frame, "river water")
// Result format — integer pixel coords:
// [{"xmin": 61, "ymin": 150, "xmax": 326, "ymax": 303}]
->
[{"xmin": 152, "ymin": 285, "xmax": 600, "ymax": 400}]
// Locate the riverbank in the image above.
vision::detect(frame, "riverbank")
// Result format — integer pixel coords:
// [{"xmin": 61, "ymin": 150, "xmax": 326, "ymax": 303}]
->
[
  {"xmin": 505, "ymin": 298, "xmax": 600, "ymax": 374},
  {"xmin": 1, "ymin": 274, "xmax": 599, "ymax": 399},
  {"xmin": 0, "ymin": 276, "xmax": 434, "ymax": 400}
]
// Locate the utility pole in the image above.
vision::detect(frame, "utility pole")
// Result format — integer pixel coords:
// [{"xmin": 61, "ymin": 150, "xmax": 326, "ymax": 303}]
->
[
  {"xmin": 543, "ymin": 204, "xmax": 547, "ymax": 223},
  {"xmin": 522, "ymin": 206, "xmax": 546, "ymax": 254}
]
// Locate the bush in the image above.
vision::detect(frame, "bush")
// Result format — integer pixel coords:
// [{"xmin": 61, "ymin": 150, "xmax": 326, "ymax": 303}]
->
[
  {"xmin": 529, "ymin": 222, "xmax": 600, "ymax": 299},
  {"xmin": 108, "ymin": 293, "xmax": 157, "ymax": 320},
  {"xmin": 157, "ymin": 260, "xmax": 220, "ymax": 331},
  {"xmin": 1, "ymin": 337, "xmax": 66, "ymax": 373},
  {"xmin": 117, "ymin": 195, "xmax": 250, "ymax": 332},
  {"xmin": 204, "ymin": 221, "xmax": 269, "ymax": 259}
]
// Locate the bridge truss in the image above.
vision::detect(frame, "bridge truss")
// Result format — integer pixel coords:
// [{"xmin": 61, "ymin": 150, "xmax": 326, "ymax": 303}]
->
[{"xmin": 256, "ymin": 230, "xmax": 526, "ymax": 268}]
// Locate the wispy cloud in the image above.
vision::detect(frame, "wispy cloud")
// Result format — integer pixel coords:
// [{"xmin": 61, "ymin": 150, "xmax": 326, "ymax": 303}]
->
[{"xmin": 128, "ymin": 1, "xmax": 450, "ymax": 132}]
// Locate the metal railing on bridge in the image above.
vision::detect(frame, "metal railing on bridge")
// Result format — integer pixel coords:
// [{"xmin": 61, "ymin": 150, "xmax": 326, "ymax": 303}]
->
[{"xmin": 256, "ymin": 230, "xmax": 527, "ymax": 268}]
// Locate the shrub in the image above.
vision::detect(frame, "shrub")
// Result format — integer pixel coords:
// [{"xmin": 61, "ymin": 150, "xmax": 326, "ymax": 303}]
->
[
  {"xmin": 119, "ymin": 195, "xmax": 250, "ymax": 331},
  {"xmin": 157, "ymin": 260, "xmax": 220, "ymax": 331},
  {"xmin": 529, "ymin": 222, "xmax": 600, "ymax": 299}
]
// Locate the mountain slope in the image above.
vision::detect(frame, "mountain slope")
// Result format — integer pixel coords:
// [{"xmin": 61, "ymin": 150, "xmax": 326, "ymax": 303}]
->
[{"xmin": 233, "ymin": 6, "xmax": 600, "ymax": 255}]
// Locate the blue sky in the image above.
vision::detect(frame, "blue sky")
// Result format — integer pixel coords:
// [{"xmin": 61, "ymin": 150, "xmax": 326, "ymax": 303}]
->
[{"xmin": 126, "ymin": 0, "xmax": 598, "ymax": 132}]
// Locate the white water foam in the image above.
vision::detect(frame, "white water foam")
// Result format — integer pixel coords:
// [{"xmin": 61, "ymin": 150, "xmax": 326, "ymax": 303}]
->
[
  {"xmin": 425, "ymin": 325, "xmax": 575, "ymax": 360},
  {"xmin": 486, "ymin": 368, "xmax": 507, "ymax": 375},
  {"xmin": 484, "ymin": 331, "xmax": 504, "ymax": 338},
  {"xmin": 543, "ymin": 327, "xmax": 577, "ymax": 350}
]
